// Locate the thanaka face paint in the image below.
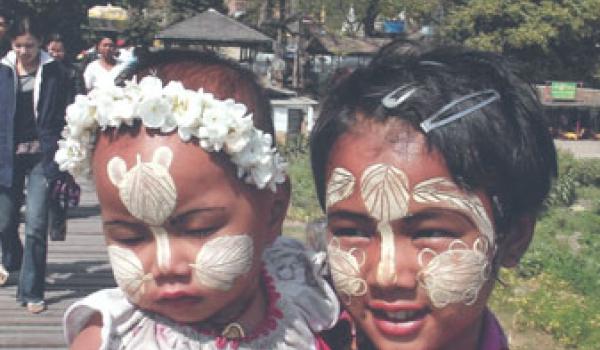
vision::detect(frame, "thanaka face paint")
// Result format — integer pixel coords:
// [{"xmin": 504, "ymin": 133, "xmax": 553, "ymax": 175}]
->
[
  {"xmin": 107, "ymin": 146, "xmax": 176, "ymax": 274},
  {"xmin": 325, "ymin": 163, "xmax": 496, "ymax": 308},
  {"xmin": 190, "ymin": 234, "xmax": 254, "ymax": 291},
  {"xmin": 412, "ymin": 177, "xmax": 495, "ymax": 308},
  {"xmin": 360, "ymin": 164, "xmax": 410, "ymax": 285},
  {"xmin": 106, "ymin": 146, "xmax": 177, "ymax": 299},
  {"xmin": 326, "ymin": 237, "xmax": 367, "ymax": 304}
]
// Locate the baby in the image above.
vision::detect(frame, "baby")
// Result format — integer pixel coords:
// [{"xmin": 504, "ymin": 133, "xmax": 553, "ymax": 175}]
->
[
  {"xmin": 311, "ymin": 42, "xmax": 557, "ymax": 349},
  {"xmin": 59, "ymin": 50, "xmax": 339, "ymax": 349}
]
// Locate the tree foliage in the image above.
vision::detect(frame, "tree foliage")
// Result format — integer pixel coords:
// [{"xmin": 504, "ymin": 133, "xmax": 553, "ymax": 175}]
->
[{"xmin": 439, "ymin": 0, "xmax": 600, "ymax": 83}]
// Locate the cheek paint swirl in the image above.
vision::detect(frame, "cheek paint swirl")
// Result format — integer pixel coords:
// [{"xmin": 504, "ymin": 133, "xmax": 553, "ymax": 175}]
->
[
  {"xmin": 417, "ymin": 238, "xmax": 490, "ymax": 308},
  {"xmin": 412, "ymin": 177, "xmax": 496, "ymax": 307},
  {"xmin": 107, "ymin": 245, "xmax": 154, "ymax": 303},
  {"xmin": 190, "ymin": 235, "xmax": 254, "ymax": 291},
  {"xmin": 326, "ymin": 237, "xmax": 368, "ymax": 304}
]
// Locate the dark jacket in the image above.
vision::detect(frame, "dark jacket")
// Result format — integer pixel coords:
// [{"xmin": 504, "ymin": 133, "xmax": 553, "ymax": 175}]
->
[{"xmin": 0, "ymin": 50, "xmax": 69, "ymax": 187}]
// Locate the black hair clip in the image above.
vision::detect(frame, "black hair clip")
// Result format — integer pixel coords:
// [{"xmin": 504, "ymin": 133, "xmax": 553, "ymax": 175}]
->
[{"xmin": 420, "ymin": 89, "xmax": 500, "ymax": 133}]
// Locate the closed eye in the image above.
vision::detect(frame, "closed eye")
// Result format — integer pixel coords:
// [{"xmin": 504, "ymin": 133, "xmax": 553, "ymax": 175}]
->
[
  {"xmin": 185, "ymin": 227, "xmax": 218, "ymax": 237},
  {"xmin": 414, "ymin": 229, "xmax": 459, "ymax": 239}
]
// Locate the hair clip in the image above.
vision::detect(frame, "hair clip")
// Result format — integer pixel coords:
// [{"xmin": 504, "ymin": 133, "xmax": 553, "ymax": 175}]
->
[
  {"xmin": 419, "ymin": 60, "xmax": 445, "ymax": 67},
  {"xmin": 381, "ymin": 83, "xmax": 417, "ymax": 108},
  {"xmin": 420, "ymin": 89, "xmax": 500, "ymax": 133}
]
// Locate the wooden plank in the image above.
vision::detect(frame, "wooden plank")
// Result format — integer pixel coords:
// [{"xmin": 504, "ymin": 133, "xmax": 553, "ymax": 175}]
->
[{"xmin": 0, "ymin": 183, "xmax": 113, "ymax": 350}]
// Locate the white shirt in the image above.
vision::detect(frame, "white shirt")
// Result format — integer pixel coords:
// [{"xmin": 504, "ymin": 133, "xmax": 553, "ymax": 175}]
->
[{"xmin": 83, "ymin": 59, "xmax": 126, "ymax": 91}]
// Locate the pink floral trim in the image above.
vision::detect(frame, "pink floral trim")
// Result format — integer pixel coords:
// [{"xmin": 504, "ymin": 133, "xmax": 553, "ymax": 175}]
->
[{"xmin": 209, "ymin": 265, "xmax": 283, "ymax": 350}]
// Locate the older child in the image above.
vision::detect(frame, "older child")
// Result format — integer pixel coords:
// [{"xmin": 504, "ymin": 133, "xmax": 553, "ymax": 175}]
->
[
  {"xmin": 59, "ymin": 50, "xmax": 339, "ymax": 349},
  {"xmin": 311, "ymin": 42, "xmax": 557, "ymax": 349}
]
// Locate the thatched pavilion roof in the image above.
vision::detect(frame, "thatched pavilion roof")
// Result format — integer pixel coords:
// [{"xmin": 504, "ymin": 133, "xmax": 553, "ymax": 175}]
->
[{"xmin": 156, "ymin": 9, "xmax": 273, "ymax": 48}]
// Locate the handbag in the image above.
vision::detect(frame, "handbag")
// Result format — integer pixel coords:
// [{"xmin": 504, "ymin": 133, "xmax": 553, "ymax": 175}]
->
[{"xmin": 48, "ymin": 175, "xmax": 81, "ymax": 241}]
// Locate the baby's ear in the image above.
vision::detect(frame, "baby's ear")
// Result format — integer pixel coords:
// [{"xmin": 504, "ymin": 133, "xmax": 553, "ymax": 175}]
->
[
  {"xmin": 499, "ymin": 214, "xmax": 536, "ymax": 268},
  {"xmin": 265, "ymin": 178, "xmax": 291, "ymax": 244}
]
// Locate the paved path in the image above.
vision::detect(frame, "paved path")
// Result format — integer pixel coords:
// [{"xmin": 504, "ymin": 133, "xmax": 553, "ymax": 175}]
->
[
  {"xmin": 0, "ymin": 182, "xmax": 112, "ymax": 350},
  {"xmin": 554, "ymin": 140, "xmax": 600, "ymax": 158}
]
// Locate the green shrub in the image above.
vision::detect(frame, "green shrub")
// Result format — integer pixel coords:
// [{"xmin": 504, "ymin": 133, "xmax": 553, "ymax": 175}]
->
[{"xmin": 285, "ymin": 152, "xmax": 323, "ymax": 221}]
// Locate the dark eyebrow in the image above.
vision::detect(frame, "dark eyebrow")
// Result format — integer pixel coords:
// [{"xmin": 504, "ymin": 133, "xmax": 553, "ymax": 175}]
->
[
  {"xmin": 327, "ymin": 210, "xmax": 374, "ymax": 225},
  {"xmin": 401, "ymin": 208, "xmax": 476, "ymax": 228},
  {"xmin": 103, "ymin": 219, "xmax": 145, "ymax": 229},
  {"xmin": 169, "ymin": 207, "xmax": 226, "ymax": 224}
]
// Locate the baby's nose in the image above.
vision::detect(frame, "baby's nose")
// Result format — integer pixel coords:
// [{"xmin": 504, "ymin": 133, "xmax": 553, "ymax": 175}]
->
[{"xmin": 149, "ymin": 228, "xmax": 192, "ymax": 277}]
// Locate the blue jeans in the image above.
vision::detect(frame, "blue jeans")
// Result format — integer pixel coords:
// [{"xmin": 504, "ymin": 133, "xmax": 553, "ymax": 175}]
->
[{"xmin": 0, "ymin": 154, "xmax": 49, "ymax": 304}]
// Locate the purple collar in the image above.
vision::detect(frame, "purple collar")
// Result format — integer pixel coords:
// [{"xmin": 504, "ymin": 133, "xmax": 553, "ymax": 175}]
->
[{"xmin": 479, "ymin": 308, "xmax": 509, "ymax": 350}]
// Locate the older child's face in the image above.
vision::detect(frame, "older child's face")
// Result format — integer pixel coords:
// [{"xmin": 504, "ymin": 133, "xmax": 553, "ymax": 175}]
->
[
  {"xmin": 92, "ymin": 127, "xmax": 283, "ymax": 324},
  {"xmin": 324, "ymin": 117, "xmax": 497, "ymax": 350}
]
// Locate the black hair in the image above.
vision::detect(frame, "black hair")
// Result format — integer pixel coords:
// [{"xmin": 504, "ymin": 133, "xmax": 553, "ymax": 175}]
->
[
  {"xmin": 7, "ymin": 13, "xmax": 43, "ymax": 41},
  {"xmin": 45, "ymin": 32, "xmax": 63, "ymax": 45},
  {"xmin": 311, "ymin": 40, "xmax": 557, "ymax": 235},
  {"xmin": 117, "ymin": 49, "xmax": 274, "ymax": 138}
]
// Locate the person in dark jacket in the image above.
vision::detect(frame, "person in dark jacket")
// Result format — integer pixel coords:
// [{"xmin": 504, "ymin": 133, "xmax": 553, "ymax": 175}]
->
[
  {"xmin": 45, "ymin": 33, "xmax": 85, "ymax": 241},
  {"xmin": 0, "ymin": 14, "xmax": 69, "ymax": 314}
]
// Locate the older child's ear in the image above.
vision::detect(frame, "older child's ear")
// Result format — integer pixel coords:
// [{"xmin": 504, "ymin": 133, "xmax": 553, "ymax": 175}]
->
[
  {"xmin": 500, "ymin": 214, "xmax": 536, "ymax": 268},
  {"xmin": 265, "ymin": 179, "xmax": 291, "ymax": 244}
]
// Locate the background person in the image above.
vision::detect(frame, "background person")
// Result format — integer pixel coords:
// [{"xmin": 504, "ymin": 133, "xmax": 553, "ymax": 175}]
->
[
  {"xmin": 0, "ymin": 14, "xmax": 69, "ymax": 314},
  {"xmin": 0, "ymin": 9, "xmax": 9, "ymax": 57},
  {"xmin": 45, "ymin": 33, "xmax": 85, "ymax": 241},
  {"xmin": 83, "ymin": 33, "xmax": 126, "ymax": 91}
]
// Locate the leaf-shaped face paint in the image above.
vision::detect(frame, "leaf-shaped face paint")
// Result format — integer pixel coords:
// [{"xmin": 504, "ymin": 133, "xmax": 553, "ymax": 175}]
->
[
  {"xmin": 107, "ymin": 148, "xmax": 177, "ymax": 226},
  {"xmin": 412, "ymin": 177, "xmax": 495, "ymax": 246},
  {"xmin": 190, "ymin": 235, "xmax": 254, "ymax": 291},
  {"xmin": 417, "ymin": 238, "xmax": 490, "ymax": 308},
  {"xmin": 360, "ymin": 164, "xmax": 409, "ymax": 285},
  {"xmin": 107, "ymin": 245, "xmax": 153, "ymax": 303},
  {"xmin": 326, "ymin": 238, "xmax": 367, "ymax": 303},
  {"xmin": 360, "ymin": 164, "xmax": 410, "ymax": 222},
  {"xmin": 326, "ymin": 167, "xmax": 355, "ymax": 210}
]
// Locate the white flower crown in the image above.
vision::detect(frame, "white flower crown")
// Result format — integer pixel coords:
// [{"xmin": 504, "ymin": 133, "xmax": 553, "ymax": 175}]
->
[{"xmin": 55, "ymin": 76, "xmax": 287, "ymax": 192}]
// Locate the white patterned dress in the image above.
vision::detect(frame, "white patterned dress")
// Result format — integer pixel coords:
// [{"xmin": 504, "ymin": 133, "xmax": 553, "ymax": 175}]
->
[{"xmin": 63, "ymin": 236, "xmax": 339, "ymax": 350}]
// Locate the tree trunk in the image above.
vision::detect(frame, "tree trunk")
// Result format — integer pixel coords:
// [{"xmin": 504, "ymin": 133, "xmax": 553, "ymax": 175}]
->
[{"xmin": 363, "ymin": 0, "xmax": 380, "ymax": 37}]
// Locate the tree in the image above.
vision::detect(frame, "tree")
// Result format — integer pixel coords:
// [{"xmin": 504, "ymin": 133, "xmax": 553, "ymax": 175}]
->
[{"xmin": 440, "ymin": 0, "xmax": 600, "ymax": 83}]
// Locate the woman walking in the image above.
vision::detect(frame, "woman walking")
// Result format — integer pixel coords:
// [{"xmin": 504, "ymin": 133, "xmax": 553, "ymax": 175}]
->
[{"xmin": 0, "ymin": 14, "xmax": 69, "ymax": 314}]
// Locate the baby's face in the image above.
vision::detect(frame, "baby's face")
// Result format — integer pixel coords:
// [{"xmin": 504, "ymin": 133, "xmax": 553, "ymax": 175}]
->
[
  {"xmin": 324, "ymin": 117, "xmax": 497, "ymax": 350},
  {"xmin": 93, "ymin": 127, "xmax": 279, "ymax": 324}
]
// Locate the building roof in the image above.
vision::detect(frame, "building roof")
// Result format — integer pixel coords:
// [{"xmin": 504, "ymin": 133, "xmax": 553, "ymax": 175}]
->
[
  {"xmin": 305, "ymin": 24, "xmax": 391, "ymax": 56},
  {"xmin": 156, "ymin": 8, "xmax": 273, "ymax": 47}
]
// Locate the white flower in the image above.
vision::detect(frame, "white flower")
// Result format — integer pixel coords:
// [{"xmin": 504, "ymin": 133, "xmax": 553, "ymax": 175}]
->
[
  {"xmin": 198, "ymin": 99, "xmax": 232, "ymax": 151},
  {"xmin": 138, "ymin": 76, "xmax": 164, "ymax": 98},
  {"xmin": 55, "ymin": 138, "xmax": 90, "ymax": 178},
  {"xmin": 137, "ymin": 95, "xmax": 172, "ymax": 129},
  {"xmin": 65, "ymin": 95, "xmax": 97, "ymax": 137},
  {"xmin": 57, "ymin": 77, "xmax": 287, "ymax": 192}
]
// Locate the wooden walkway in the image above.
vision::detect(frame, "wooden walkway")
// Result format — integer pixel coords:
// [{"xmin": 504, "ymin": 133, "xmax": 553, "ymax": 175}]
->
[{"xmin": 0, "ymin": 182, "xmax": 114, "ymax": 350}]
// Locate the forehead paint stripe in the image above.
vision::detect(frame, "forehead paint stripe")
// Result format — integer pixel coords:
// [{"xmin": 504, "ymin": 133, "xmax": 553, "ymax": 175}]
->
[
  {"xmin": 190, "ymin": 235, "xmax": 254, "ymax": 291},
  {"xmin": 326, "ymin": 237, "xmax": 368, "ymax": 304},
  {"xmin": 150, "ymin": 227, "xmax": 171, "ymax": 272},
  {"xmin": 412, "ymin": 177, "xmax": 495, "ymax": 246},
  {"xmin": 361, "ymin": 164, "xmax": 410, "ymax": 285},
  {"xmin": 107, "ymin": 244, "xmax": 153, "ymax": 303},
  {"xmin": 326, "ymin": 167, "xmax": 356, "ymax": 210}
]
